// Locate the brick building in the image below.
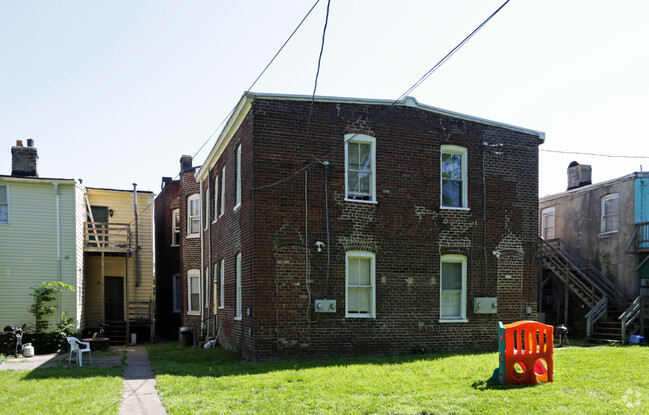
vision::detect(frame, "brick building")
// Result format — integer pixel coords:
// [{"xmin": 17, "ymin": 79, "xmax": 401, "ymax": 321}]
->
[
  {"xmin": 158, "ymin": 92, "xmax": 544, "ymax": 359},
  {"xmin": 154, "ymin": 156, "xmax": 203, "ymax": 339}
]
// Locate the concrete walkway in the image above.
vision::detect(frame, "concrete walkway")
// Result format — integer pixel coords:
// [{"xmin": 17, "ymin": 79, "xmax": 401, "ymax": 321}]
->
[{"xmin": 120, "ymin": 345, "xmax": 166, "ymax": 415}]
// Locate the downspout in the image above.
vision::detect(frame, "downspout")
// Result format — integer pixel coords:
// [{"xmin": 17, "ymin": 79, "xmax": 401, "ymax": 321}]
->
[
  {"xmin": 207, "ymin": 182, "xmax": 212, "ymax": 336},
  {"xmin": 200, "ymin": 180, "xmax": 205, "ymax": 328},
  {"xmin": 133, "ymin": 184, "xmax": 140, "ymax": 287},
  {"xmin": 54, "ymin": 182, "xmax": 62, "ymax": 324}
]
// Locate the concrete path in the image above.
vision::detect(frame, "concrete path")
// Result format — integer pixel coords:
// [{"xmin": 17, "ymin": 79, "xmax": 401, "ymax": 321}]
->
[{"xmin": 120, "ymin": 345, "xmax": 167, "ymax": 415}]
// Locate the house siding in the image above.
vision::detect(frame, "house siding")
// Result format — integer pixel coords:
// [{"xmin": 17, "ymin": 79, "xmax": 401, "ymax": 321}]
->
[
  {"xmin": 0, "ymin": 179, "xmax": 78, "ymax": 329},
  {"xmin": 194, "ymin": 96, "xmax": 542, "ymax": 359}
]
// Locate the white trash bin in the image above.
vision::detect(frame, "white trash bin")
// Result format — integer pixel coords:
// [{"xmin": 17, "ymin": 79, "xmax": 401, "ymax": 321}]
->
[{"xmin": 130, "ymin": 333, "xmax": 137, "ymax": 345}]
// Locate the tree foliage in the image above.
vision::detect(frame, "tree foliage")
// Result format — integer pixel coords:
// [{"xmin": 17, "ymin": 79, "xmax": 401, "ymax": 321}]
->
[{"xmin": 29, "ymin": 281, "xmax": 74, "ymax": 334}]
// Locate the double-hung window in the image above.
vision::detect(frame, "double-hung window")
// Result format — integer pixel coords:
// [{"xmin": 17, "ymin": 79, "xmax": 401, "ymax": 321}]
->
[
  {"xmin": 345, "ymin": 134, "xmax": 376, "ymax": 202},
  {"xmin": 601, "ymin": 194, "xmax": 619, "ymax": 234},
  {"xmin": 220, "ymin": 167, "xmax": 226, "ymax": 216},
  {"xmin": 188, "ymin": 269, "xmax": 200, "ymax": 313},
  {"xmin": 440, "ymin": 255, "xmax": 467, "ymax": 322},
  {"xmin": 346, "ymin": 251, "xmax": 376, "ymax": 318},
  {"xmin": 441, "ymin": 145, "xmax": 468, "ymax": 209},
  {"xmin": 541, "ymin": 207, "xmax": 556, "ymax": 240},
  {"xmin": 219, "ymin": 259, "xmax": 225, "ymax": 309},
  {"xmin": 235, "ymin": 144, "xmax": 242, "ymax": 209},
  {"xmin": 213, "ymin": 176, "xmax": 218, "ymax": 222},
  {"xmin": 0, "ymin": 184, "xmax": 8, "ymax": 224},
  {"xmin": 187, "ymin": 194, "xmax": 200, "ymax": 237},
  {"xmin": 172, "ymin": 274, "xmax": 181, "ymax": 313},
  {"xmin": 204, "ymin": 185, "xmax": 210, "ymax": 230},
  {"xmin": 235, "ymin": 253, "xmax": 242, "ymax": 319},
  {"xmin": 171, "ymin": 209, "xmax": 180, "ymax": 246}
]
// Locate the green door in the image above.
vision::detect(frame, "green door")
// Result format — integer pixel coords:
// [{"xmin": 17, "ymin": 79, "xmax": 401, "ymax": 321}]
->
[{"xmin": 105, "ymin": 276, "xmax": 124, "ymax": 321}]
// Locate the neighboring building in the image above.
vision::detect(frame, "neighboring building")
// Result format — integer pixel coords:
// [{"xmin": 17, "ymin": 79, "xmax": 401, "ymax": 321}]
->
[
  {"xmin": 157, "ymin": 92, "xmax": 545, "ymax": 359},
  {"xmin": 154, "ymin": 156, "xmax": 202, "ymax": 339},
  {"xmin": 0, "ymin": 140, "xmax": 154, "ymax": 343},
  {"xmin": 539, "ymin": 163, "xmax": 648, "ymax": 342}
]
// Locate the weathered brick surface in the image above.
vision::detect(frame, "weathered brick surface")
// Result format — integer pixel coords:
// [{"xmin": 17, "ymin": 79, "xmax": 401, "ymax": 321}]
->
[
  {"xmin": 159, "ymin": 97, "xmax": 542, "ymax": 359},
  {"xmin": 208, "ymin": 98, "xmax": 541, "ymax": 359}
]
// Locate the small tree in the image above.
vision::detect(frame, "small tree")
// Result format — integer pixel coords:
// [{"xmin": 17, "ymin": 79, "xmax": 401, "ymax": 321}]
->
[{"xmin": 29, "ymin": 282, "xmax": 74, "ymax": 334}]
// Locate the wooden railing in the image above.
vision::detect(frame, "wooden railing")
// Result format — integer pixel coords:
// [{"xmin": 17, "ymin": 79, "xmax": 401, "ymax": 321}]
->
[
  {"xmin": 619, "ymin": 296, "xmax": 644, "ymax": 344},
  {"xmin": 585, "ymin": 297, "xmax": 607, "ymax": 339},
  {"xmin": 626, "ymin": 222, "xmax": 649, "ymax": 253},
  {"xmin": 84, "ymin": 222, "xmax": 131, "ymax": 253}
]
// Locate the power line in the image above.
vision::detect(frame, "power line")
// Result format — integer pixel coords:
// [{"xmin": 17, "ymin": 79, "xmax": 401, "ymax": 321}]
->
[
  {"xmin": 252, "ymin": 0, "xmax": 513, "ymax": 192},
  {"xmin": 541, "ymin": 149, "xmax": 649, "ymax": 159},
  {"xmin": 176, "ymin": 0, "xmax": 322, "ymax": 177}
]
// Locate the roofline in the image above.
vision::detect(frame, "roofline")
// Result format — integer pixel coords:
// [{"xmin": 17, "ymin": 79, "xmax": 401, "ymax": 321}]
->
[
  {"xmin": 0, "ymin": 175, "xmax": 77, "ymax": 184},
  {"xmin": 540, "ymin": 173, "xmax": 637, "ymax": 202},
  {"xmin": 86, "ymin": 186, "xmax": 154, "ymax": 195},
  {"xmin": 196, "ymin": 91, "xmax": 546, "ymax": 181}
]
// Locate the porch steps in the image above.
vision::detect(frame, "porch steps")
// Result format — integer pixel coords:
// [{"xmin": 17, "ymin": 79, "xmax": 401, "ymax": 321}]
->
[{"xmin": 105, "ymin": 321, "xmax": 127, "ymax": 346}]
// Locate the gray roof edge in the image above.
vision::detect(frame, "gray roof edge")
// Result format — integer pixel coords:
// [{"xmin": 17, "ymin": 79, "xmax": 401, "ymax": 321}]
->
[{"xmin": 246, "ymin": 91, "xmax": 545, "ymax": 140}]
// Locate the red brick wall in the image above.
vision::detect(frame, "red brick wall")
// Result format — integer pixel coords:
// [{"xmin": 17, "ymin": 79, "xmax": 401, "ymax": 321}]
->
[
  {"xmin": 179, "ymin": 163, "xmax": 201, "ymax": 330},
  {"xmin": 209, "ymin": 98, "xmax": 541, "ymax": 359}
]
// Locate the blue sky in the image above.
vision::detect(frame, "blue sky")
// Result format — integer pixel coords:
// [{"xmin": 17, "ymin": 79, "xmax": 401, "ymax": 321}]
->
[{"xmin": 1, "ymin": 0, "xmax": 647, "ymax": 196}]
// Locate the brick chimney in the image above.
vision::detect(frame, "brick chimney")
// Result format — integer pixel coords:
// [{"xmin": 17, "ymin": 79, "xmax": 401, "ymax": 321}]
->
[
  {"xmin": 11, "ymin": 139, "xmax": 39, "ymax": 177},
  {"xmin": 180, "ymin": 155, "xmax": 193, "ymax": 172}
]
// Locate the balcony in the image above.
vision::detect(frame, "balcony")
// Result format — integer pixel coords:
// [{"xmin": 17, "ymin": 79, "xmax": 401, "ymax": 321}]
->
[{"xmin": 84, "ymin": 222, "xmax": 131, "ymax": 253}]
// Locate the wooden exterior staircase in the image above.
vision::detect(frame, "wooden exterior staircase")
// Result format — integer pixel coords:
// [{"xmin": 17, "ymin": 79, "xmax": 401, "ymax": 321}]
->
[{"xmin": 539, "ymin": 238, "xmax": 643, "ymax": 343}]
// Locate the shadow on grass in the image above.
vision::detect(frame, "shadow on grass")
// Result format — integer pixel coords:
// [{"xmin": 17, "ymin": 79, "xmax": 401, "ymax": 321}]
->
[
  {"xmin": 471, "ymin": 377, "xmax": 537, "ymax": 391},
  {"xmin": 21, "ymin": 365, "xmax": 124, "ymax": 380},
  {"xmin": 146, "ymin": 343, "xmax": 497, "ymax": 379}
]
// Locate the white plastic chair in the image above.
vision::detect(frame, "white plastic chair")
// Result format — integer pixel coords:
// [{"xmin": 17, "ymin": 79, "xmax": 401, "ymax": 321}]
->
[{"xmin": 66, "ymin": 337, "xmax": 92, "ymax": 367}]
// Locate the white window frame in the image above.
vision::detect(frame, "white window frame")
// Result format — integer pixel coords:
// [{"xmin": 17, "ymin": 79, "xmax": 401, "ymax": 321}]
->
[
  {"xmin": 213, "ymin": 263, "xmax": 219, "ymax": 311},
  {"xmin": 234, "ymin": 144, "xmax": 242, "ymax": 211},
  {"xmin": 440, "ymin": 255, "xmax": 468, "ymax": 322},
  {"xmin": 219, "ymin": 259, "xmax": 225, "ymax": 309},
  {"xmin": 235, "ymin": 253, "xmax": 242, "ymax": 320},
  {"xmin": 220, "ymin": 167, "xmax": 226, "ymax": 217},
  {"xmin": 187, "ymin": 269, "xmax": 200, "ymax": 314},
  {"xmin": 344, "ymin": 134, "xmax": 377, "ymax": 203},
  {"xmin": 171, "ymin": 209, "xmax": 180, "ymax": 246},
  {"xmin": 172, "ymin": 274, "xmax": 181, "ymax": 313},
  {"xmin": 204, "ymin": 185, "xmax": 210, "ymax": 230},
  {"xmin": 213, "ymin": 175, "xmax": 218, "ymax": 223},
  {"xmin": 345, "ymin": 251, "xmax": 376, "ymax": 318},
  {"xmin": 601, "ymin": 193, "xmax": 619, "ymax": 234},
  {"xmin": 187, "ymin": 194, "xmax": 200, "ymax": 237},
  {"xmin": 541, "ymin": 207, "xmax": 556, "ymax": 240},
  {"xmin": 0, "ymin": 183, "xmax": 8, "ymax": 225},
  {"xmin": 440, "ymin": 145, "xmax": 468, "ymax": 210}
]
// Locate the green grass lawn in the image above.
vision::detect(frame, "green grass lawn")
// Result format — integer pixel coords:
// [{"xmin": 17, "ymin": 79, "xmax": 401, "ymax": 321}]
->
[{"xmin": 148, "ymin": 343, "xmax": 649, "ymax": 414}]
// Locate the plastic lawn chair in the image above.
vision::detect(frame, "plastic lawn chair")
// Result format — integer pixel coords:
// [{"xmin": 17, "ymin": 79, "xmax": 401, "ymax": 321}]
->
[{"xmin": 67, "ymin": 337, "xmax": 92, "ymax": 367}]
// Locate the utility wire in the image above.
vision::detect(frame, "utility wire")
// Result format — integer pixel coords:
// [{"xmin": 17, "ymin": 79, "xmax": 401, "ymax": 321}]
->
[
  {"xmin": 541, "ymin": 149, "xmax": 649, "ymax": 159},
  {"xmin": 252, "ymin": 0, "xmax": 512, "ymax": 192},
  {"xmin": 170, "ymin": 0, "xmax": 322, "ymax": 180}
]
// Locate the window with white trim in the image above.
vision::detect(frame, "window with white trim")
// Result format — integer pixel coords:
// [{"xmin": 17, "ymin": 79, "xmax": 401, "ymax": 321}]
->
[
  {"xmin": 219, "ymin": 259, "xmax": 225, "ymax": 309},
  {"xmin": 172, "ymin": 274, "xmax": 181, "ymax": 313},
  {"xmin": 601, "ymin": 193, "xmax": 619, "ymax": 234},
  {"xmin": 440, "ymin": 255, "xmax": 467, "ymax": 321},
  {"xmin": 345, "ymin": 251, "xmax": 376, "ymax": 318},
  {"xmin": 0, "ymin": 184, "xmax": 8, "ymax": 224},
  {"xmin": 441, "ymin": 145, "xmax": 468, "ymax": 209},
  {"xmin": 171, "ymin": 209, "xmax": 180, "ymax": 246},
  {"xmin": 235, "ymin": 144, "xmax": 242, "ymax": 209},
  {"xmin": 204, "ymin": 266, "xmax": 209, "ymax": 307},
  {"xmin": 188, "ymin": 269, "xmax": 200, "ymax": 313},
  {"xmin": 345, "ymin": 134, "xmax": 376, "ymax": 202},
  {"xmin": 204, "ymin": 185, "xmax": 210, "ymax": 230},
  {"xmin": 235, "ymin": 253, "xmax": 242, "ymax": 319},
  {"xmin": 220, "ymin": 167, "xmax": 226, "ymax": 216},
  {"xmin": 213, "ymin": 176, "xmax": 218, "ymax": 222},
  {"xmin": 541, "ymin": 207, "xmax": 556, "ymax": 240},
  {"xmin": 187, "ymin": 194, "xmax": 200, "ymax": 236},
  {"xmin": 213, "ymin": 263, "xmax": 219, "ymax": 311}
]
